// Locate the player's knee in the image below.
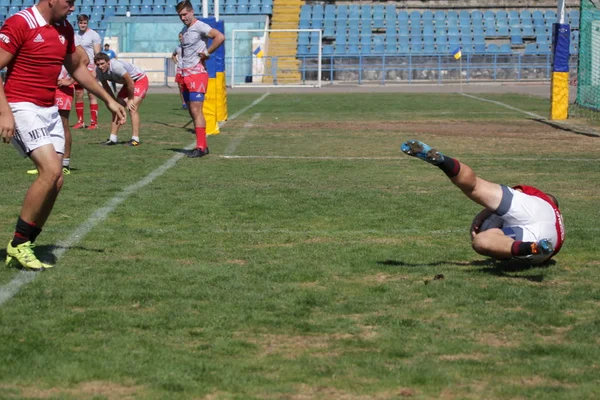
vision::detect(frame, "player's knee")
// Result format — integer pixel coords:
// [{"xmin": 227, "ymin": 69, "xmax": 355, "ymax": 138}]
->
[
  {"xmin": 471, "ymin": 233, "xmax": 493, "ymax": 255},
  {"xmin": 38, "ymin": 164, "xmax": 63, "ymax": 188}
]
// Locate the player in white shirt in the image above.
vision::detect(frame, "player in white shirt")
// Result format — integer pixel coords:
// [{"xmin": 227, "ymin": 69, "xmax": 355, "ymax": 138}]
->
[
  {"xmin": 73, "ymin": 14, "xmax": 102, "ymax": 130},
  {"xmin": 176, "ymin": 0, "xmax": 225, "ymax": 158},
  {"xmin": 94, "ymin": 53, "xmax": 149, "ymax": 146},
  {"xmin": 171, "ymin": 32, "xmax": 187, "ymax": 110}
]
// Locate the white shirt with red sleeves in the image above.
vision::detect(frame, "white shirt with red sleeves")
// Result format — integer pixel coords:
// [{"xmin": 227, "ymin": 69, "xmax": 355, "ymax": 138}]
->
[{"xmin": 0, "ymin": 6, "xmax": 76, "ymax": 107}]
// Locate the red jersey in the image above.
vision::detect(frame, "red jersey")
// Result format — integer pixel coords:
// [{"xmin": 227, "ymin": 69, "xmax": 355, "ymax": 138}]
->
[
  {"xmin": 0, "ymin": 6, "xmax": 76, "ymax": 107},
  {"xmin": 513, "ymin": 185, "xmax": 565, "ymax": 255}
]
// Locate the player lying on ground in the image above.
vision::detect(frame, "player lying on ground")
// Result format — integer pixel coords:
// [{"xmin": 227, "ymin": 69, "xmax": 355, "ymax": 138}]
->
[{"xmin": 401, "ymin": 140, "xmax": 565, "ymax": 264}]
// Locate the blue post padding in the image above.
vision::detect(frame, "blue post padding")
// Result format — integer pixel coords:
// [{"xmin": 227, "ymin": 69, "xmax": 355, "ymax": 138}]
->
[
  {"xmin": 200, "ymin": 18, "xmax": 226, "ymax": 78},
  {"xmin": 552, "ymin": 23, "xmax": 570, "ymax": 72}
]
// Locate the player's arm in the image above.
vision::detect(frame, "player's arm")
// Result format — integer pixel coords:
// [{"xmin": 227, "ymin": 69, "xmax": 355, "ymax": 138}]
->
[
  {"xmin": 171, "ymin": 51, "xmax": 178, "ymax": 65},
  {"xmin": 200, "ymin": 28, "xmax": 225, "ymax": 61},
  {"xmin": 0, "ymin": 48, "xmax": 16, "ymax": 143},
  {"xmin": 64, "ymin": 50, "xmax": 126, "ymax": 124},
  {"xmin": 470, "ymin": 208, "xmax": 494, "ymax": 240},
  {"xmin": 121, "ymin": 72, "xmax": 137, "ymax": 111},
  {"xmin": 99, "ymin": 79, "xmax": 116, "ymax": 101}
]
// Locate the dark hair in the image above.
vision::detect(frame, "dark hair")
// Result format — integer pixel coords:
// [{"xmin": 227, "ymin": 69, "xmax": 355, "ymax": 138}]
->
[
  {"xmin": 104, "ymin": 43, "xmax": 110, "ymax": 47},
  {"xmin": 176, "ymin": 0, "xmax": 193, "ymax": 13},
  {"xmin": 94, "ymin": 52, "xmax": 110, "ymax": 63},
  {"xmin": 77, "ymin": 14, "xmax": 89, "ymax": 22},
  {"xmin": 546, "ymin": 193, "xmax": 560, "ymax": 209}
]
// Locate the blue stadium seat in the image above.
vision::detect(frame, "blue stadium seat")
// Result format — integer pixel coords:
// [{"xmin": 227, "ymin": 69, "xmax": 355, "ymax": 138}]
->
[
  {"xmin": 434, "ymin": 10, "xmax": 445, "ymax": 25},
  {"xmin": 483, "ymin": 10, "xmax": 494, "ymax": 20},
  {"xmin": 474, "ymin": 43, "xmax": 486, "ymax": 53},
  {"xmin": 372, "ymin": 42, "xmax": 385, "ymax": 54},
  {"xmin": 153, "ymin": 5, "xmax": 164, "ymax": 15},
  {"xmin": 0, "ymin": 0, "xmax": 10, "ymax": 6},
  {"xmin": 337, "ymin": 5, "xmax": 348, "ymax": 20},
  {"xmin": 409, "ymin": 11, "xmax": 420, "ymax": 26},
  {"xmin": 348, "ymin": 5, "xmax": 359, "ymax": 22},
  {"xmin": 461, "ymin": 35, "xmax": 472, "ymax": 45},
  {"xmin": 94, "ymin": 0, "xmax": 106, "ymax": 6},
  {"xmin": 486, "ymin": 43, "xmax": 500, "ymax": 54},
  {"xmin": 360, "ymin": 34, "xmax": 371, "ymax": 46},
  {"xmin": 385, "ymin": 43, "xmax": 397, "ymax": 54},
  {"xmin": 538, "ymin": 43, "xmax": 551, "ymax": 54},
  {"xmin": 248, "ymin": 4, "xmax": 260, "ymax": 14},
  {"xmin": 422, "ymin": 10, "xmax": 433, "ymax": 22},
  {"xmin": 398, "ymin": 44, "xmax": 410, "ymax": 53},
  {"xmin": 447, "ymin": 10, "xmax": 458, "ymax": 22},
  {"xmin": 411, "ymin": 44, "xmax": 423, "ymax": 54},
  {"xmin": 324, "ymin": 4, "xmax": 335, "ymax": 20},
  {"xmin": 224, "ymin": 4, "xmax": 235, "ymax": 14},
  {"xmin": 500, "ymin": 43, "xmax": 512, "ymax": 53},
  {"xmin": 398, "ymin": 35, "xmax": 409, "ymax": 46},
  {"xmin": 360, "ymin": 5, "xmax": 371, "ymax": 20},
  {"xmin": 346, "ymin": 44, "xmax": 359, "ymax": 55},
  {"xmin": 568, "ymin": 9, "xmax": 580, "ymax": 21},
  {"xmin": 398, "ymin": 10, "xmax": 408, "ymax": 24},
  {"xmin": 508, "ymin": 10, "xmax": 519, "ymax": 20},
  {"xmin": 140, "ymin": 5, "xmax": 152, "ymax": 15},
  {"xmin": 537, "ymin": 34, "xmax": 550, "ymax": 45},
  {"xmin": 297, "ymin": 44, "xmax": 309, "ymax": 56},
  {"xmin": 522, "ymin": 26, "xmax": 534, "ymax": 36},
  {"xmin": 471, "ymin": 10, "xmax": 483, "ymax": 20},
  {"xmin": 423, "ymin": 43, "xmax": 435, "ymax": 53},
  {"xmin": 497, "ymin": 26, "xmax": 509, "ymax": 36},
  {"xmin": 261, "ymin": 4, "xmax": 272, "ymax": 14},
  {"xmin": 459, "ymin": 10, "xmax": 469, "ymax": 20},
  {"xmin": 385, "ymin": 5, "xmax": 396, "ymax": 21},
  {"xmin": 545, "ymin": 10, "xmax": 557, "ymax": 21},
  {"xmin": 322, "ymin": 44, "xmax": 334, "ymax": 56},
  {"xmin": 335, "ymin": 33, "xmax": 346, "ymax": 46},
  {"xmin": 510, "ymin": 34, "xmax": 523, "ymax": 45},
  {"xmin": 524, "ymin": 43, "xmax": 538, "ymax": 54},
  {"xmin": 372, "ymin": 5, "xmax": 384, "ymax": 28},
  {"xmin": 496, "ymin": 10, "xmax": 508, "ymax": 20}
]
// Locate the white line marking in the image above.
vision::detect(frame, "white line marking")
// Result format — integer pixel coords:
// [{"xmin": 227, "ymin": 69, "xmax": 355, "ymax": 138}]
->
[
  {"xmin": 0, "ymin": 94, "xmax": 270, "ymax": 307},
  {"xmin": 461, "ymin": 93, "xmax": 600, "ymax": 137},
  {"xmin": 219, "ymin": 155, "xmax": 596, "ymax": 162},
  {"xmin": 223, "ymin": 113, "xmax": 260, "ymax": 155}
]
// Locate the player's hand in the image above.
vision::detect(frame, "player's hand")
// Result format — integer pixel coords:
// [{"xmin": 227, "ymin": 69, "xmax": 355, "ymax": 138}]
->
[
  {"xmin": 199, "ymin": 50, "xmax": 210, "ymax": 62},
  {"xmin": 107, "ymin": 100, "xmax": 127, "ymax": 125},
  {"xmin": 0, "ymin": 112, "xmax": 15, "ymax": 144},
  {"xmin": 126, "ymin": 99, "xmax": 137, "ymax": 112}
]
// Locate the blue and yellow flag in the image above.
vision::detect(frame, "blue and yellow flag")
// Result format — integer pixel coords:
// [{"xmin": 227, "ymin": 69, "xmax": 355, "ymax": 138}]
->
[
  {"xmin": 452, "ymin": 47, "xmax": 462, "ymax": 60},
  {"xmin": 253, "ymin": 45, "xmax": 263, "ymax": 58}
]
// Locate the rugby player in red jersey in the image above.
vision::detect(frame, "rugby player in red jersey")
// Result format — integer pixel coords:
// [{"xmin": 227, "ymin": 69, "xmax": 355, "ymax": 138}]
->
[
  {"xmin": 401, "ymin": 140, "xmax": 565, "ymax": 264},
  {"xmin": 0, "ymin": 0, "xmax": 126, "ymax": 270}
]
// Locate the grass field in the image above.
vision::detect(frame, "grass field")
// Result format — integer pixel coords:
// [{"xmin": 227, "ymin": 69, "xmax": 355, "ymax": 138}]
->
[{"xmin": 0, "ymin": 91, "xmax": 599, "ymax": 399}]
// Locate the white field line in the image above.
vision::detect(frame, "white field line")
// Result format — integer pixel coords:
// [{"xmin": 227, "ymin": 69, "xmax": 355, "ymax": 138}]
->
[
  {"xmin": 219, "ymin": 155, "xmax": 596, "ymax": 162},
  {"xmin": 0, "ymin": 93, "xmax": 270, "ymax": 307},
  {"xmin": 461, "ymin": 93, "xmax": 600, "ymax": 137},
  {"xmin": 223, "ymin": 113, "xmax": 260, "ymax": 155}
]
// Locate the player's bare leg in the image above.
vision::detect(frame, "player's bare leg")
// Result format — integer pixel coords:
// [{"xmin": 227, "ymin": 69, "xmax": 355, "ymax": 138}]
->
[
  {"xmin": 103, "ymin": 111, "xmax": 123, "ymax": 146},
  {"xmin": 25, "ymin": 145, "xmax": 64, "ymax": 227},
  {"xmin": 124, "ymin": 96, "xmax": 144, "ymax": 146},
  {"xmin": 60, "ymin": 110, "xmax": 72, "ymax": 174},
  {"xmin": 401, "ymin": 140, "xmax": 553, "ymax": 262}
]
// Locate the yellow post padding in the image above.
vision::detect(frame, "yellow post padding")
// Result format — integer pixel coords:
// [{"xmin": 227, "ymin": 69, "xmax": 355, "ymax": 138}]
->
[
  {"xmin": 216, "ymin": 72, "xmax": 228, "ymax": 122},
  {"xmin": 550, "ymin": 71, "xmax": 569, "ymax": 120},
  {"xmin": 203, "ymin": 77, "xmax": 220, "ymax": 135},
  {"xmin": 202, "ymin": 74, "xmax": 228, "ymax": 135}
]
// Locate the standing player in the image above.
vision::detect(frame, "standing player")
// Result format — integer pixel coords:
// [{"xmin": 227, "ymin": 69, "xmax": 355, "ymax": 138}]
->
[
  {"xmin": 73, "ymin": 13, "xmax": 101, "ymax": 130},
  {"xmin": 175, "ymin": 0, "xmax": 225, "ymax": 158},
  {"xmin": 0, "ymin": 0, "xmax": 126, "ymax": 270},
  {"xmin": 94, "ymin": 53, "xmax": 148, "ymax": 146},
  {"xmin": 401, "ymin": 140, "xmax": 565, "ymax": 264},
  {"xmin": 101, "ymin": 42, "xmax": 117, "ymax": 92},
  {"xmin": 171, "ymin": 32, "xmax": 187, "ymax": 110}
]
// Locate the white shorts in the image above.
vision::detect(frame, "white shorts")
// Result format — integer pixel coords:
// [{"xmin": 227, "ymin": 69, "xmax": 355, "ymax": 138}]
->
[
  {"xmin": 10, "ymin": 102, "xmax": 65, "ymax": 157},
  {"xmin": 484, "ymin": 186, "xmax": 559, "ymax": 263}
]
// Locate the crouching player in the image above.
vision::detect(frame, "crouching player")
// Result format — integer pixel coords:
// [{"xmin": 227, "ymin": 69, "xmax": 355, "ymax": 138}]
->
[
  {"xmin": 94, "ymin": 53, "xmax": 148, "ymax": 146},
  {"xmin": 401, "ymin": 140, "xmax": 565, "ymax": 264}
]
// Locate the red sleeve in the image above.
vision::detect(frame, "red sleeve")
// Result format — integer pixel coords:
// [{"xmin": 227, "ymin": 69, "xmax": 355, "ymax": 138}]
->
[{"xmin": 0, "ymin": 16, "xmax": 26, "ymax": 55}]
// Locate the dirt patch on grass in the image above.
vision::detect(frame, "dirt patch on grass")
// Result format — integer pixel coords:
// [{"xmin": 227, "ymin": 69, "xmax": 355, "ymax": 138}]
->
[
  {"xmin": 255, "ymin": 120, "xmax": 597, "ymax": 142},
  {"xmin": 281, "ymin": 384, "xmax": 416, "ymax": 399},
  {"xmin": 2, "ymin": 381, "xmax": 144, "ymax": 399},
  {"xmin": 439, "ymin": 352, "xmax": 487, "ymax": 361},
  {"xmin": 477, "ymin": 332, "xmax": 519, "ymax": 348}
]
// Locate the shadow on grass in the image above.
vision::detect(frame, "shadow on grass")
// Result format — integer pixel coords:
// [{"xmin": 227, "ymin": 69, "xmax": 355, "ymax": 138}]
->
[
  {"xmin": 531, "ymin": 117, "xmax": 600, "ymax": 138},
  {"xmin": 167, "ymin": 148, "xmax": 190, "ymax": 155},
  {"xmin": 378, "ymin": 258, "xmax": 556, "ymax": 283}
]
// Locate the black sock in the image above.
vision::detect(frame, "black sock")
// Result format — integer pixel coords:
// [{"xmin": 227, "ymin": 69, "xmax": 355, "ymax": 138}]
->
[
  {"xmin": 30, "ymin": 226, "xmax": 43, "ymax": 243},
  {"xmin": 511, "ymin": 241, "xmax": 535, "ymax": 256},
  {"xmin": 11, "ymin": 217, "xmax": 37, "ymax": 247},
  {"xmin": 437, "ymin": 157, "xmax": 461, "ymax": 178}
]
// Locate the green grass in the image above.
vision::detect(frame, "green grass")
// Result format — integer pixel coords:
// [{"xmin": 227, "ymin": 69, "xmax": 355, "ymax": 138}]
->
[{"xmin": 0, "ymin": 92, "xmax": 599, "ymax": 399}]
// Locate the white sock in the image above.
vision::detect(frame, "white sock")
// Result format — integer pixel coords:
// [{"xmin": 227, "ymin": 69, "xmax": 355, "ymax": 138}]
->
[
  {"xmin": 132, "ymin": 136, "xmax": 140, "ymax": 142},
  {"xmin": 62, "ymin": 158, "xmax": 70, "ymax": 168},
  {"xmin": 110, "ymin": 134, "xmax": 118, "ymax": 143}
]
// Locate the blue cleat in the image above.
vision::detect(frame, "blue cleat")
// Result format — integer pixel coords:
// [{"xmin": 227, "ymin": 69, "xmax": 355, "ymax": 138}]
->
[
  {"xmin": 532, "ymin": 239, "xmax": 554, "ymax": 255},
  {"xmin": 401, "ymin": 140, "xmax": 445, "ymax": 165}
]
